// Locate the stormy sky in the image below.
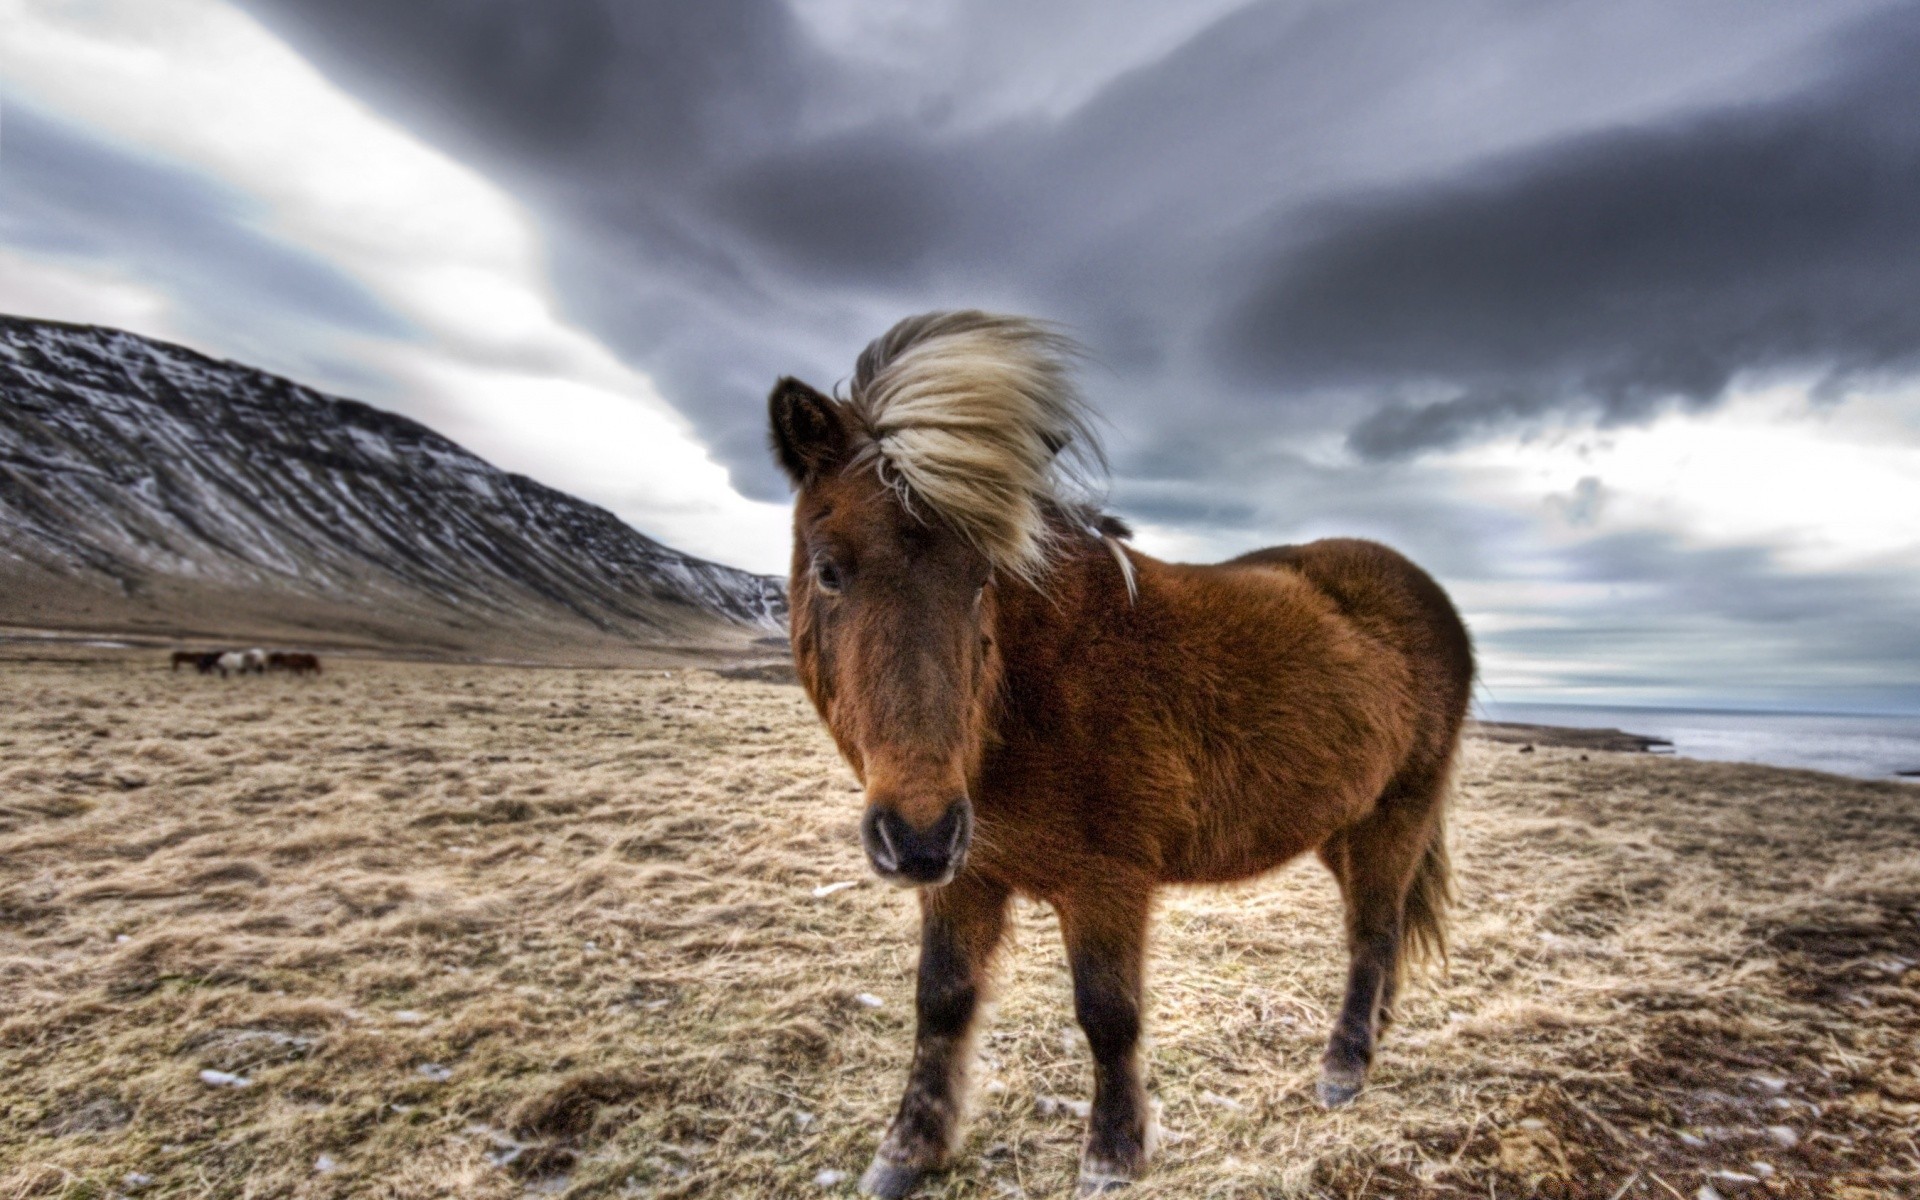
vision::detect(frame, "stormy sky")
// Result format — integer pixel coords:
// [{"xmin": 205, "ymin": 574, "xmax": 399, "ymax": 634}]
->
[{"xmin": 4, "ymin": 0, "xmax": 1918, "ymax": 713}]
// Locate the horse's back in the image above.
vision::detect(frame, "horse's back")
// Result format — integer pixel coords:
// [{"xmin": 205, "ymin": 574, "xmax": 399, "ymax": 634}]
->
[
  {"xmin": 1228, "ymin": 538, "xmax": 1473, "ymax": 769},
  {"xmin": 1229, "ymin": 540, "xmax": 1470, "ymax": 674}
]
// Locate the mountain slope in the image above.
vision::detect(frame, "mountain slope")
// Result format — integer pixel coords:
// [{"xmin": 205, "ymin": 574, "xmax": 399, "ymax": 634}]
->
[{"xmin": 0, "ymin": 315, "xmax": 786, "ymax": 659}]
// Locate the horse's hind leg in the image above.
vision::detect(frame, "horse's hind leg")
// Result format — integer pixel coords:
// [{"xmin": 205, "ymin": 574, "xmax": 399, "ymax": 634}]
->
[
  {"xmin": 1059, "ymin": 883, "xmax": 1155, "ymax": 1194},
  {"xmin": 861, "ymin": 871, "xmax": 1010, "ymax": 1199},
  {"xmin": 1314, "ymin": 779, "xmax": 1442, "ymax": 1108}
]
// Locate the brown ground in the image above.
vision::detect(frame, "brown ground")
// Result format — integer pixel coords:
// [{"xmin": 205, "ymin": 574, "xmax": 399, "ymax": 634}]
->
[{"xmin": 3, "ymin": 650, "xmax": 1918, "ymax": 1199}]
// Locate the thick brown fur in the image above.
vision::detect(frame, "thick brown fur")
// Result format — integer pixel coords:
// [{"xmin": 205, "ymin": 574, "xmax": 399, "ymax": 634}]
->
[{"xmin": 769, "ymin": 317, "xmax": 1473, "ymax": 1197}]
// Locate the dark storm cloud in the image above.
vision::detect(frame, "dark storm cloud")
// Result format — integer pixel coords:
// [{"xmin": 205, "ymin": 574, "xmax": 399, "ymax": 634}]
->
[
  {"xmin": 227, "ymin": 0, "xmax": 807, "ymax": 174},
  {"xmin": 1224, "ymin": 6, "xmax": 1920, "ymax": 459},
  {"xmin": 232, "ymin": 0, "xmax": 1909, "ymax": 506},
  {"xmin": 0, "ymin": 100, "xmax": 407, "ymax": 347},
  {"xmin": 714, "ymin": 130, "xmax": 979, "ymax": 284}
]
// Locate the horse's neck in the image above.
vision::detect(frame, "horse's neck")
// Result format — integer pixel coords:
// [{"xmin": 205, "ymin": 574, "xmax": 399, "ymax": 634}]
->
[{"xmin": 991, "ymin": 536, "xmax": 1126, "ymax": 716}]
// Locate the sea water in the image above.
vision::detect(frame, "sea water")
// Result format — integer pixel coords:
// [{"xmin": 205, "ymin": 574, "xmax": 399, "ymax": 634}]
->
[{"xmin": 1477, "ymin": 702, "xmax": 1920, "ymax": 782}]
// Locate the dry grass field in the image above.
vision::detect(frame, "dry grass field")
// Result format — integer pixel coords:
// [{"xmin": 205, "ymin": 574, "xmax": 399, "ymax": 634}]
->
[{"xmin": 4, "ymin": 651, "xmax": 1919, "ymax": 1199}]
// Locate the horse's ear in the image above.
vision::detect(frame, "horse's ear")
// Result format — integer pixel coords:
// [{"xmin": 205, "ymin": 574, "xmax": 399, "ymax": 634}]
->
[{"xmin": 769, "ymin": 376, "xmax": 850, "ymax": 486}]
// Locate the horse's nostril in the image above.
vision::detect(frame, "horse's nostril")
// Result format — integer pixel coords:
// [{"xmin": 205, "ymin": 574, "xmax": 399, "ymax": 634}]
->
[
  {"xmin": 862, "ymin": 801, "xmax": 971, "ymax": 883},
  {"xmin": 944, "ymin": 805, "xmax": 971, "ymax": 857},
  {"xmin": 862, "ymin": 807, "xmax": 901, "ymax": 873}
]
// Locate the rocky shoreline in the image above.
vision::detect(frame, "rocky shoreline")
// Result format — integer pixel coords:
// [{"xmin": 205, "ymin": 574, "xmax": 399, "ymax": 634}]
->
[{"xmin": 1464, "ymin": 718, "xmax": 1673, "ymax": 753}]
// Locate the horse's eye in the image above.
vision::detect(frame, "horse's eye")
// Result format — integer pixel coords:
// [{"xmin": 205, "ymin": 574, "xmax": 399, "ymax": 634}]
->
[{"xmin": 815, "ymin": 557, "xmax": 845, "ymax": 594}]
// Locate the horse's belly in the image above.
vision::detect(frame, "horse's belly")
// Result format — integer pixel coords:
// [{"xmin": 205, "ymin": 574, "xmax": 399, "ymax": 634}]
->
[
  {"xmin": 1161, "ymin": 773, "xmax": 1383, "ymax": 884},
  {"xmin": 1163, "ymin": 833, "xmax": 1317, "ymax": 885}
]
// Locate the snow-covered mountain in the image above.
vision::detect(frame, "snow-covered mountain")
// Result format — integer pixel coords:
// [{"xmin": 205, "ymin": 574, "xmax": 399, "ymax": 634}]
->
[{"xmin": 0, "ymin": 315, "xmax": 785, "ymax": 657}]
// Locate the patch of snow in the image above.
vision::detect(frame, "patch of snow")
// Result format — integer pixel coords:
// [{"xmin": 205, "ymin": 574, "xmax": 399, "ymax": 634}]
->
[{"xmin": 1034, "ymin": 1095, "xmax": 1091, "ymax": 1120}]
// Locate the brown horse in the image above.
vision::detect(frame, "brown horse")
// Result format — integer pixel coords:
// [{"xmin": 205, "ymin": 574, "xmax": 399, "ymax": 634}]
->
[{"xmin": 770, "ymin": 312, "xmax": 1473, "ymax": 1196}]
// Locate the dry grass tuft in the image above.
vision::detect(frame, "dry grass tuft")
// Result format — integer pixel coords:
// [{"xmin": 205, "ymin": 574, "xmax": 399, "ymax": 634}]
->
[
  {"xmin": 508, "ymin": 1069, "xmax": 660, "ymax": 1141},
  {"xmin": 2, "ymin": 650, "xmax": 1918, "ymax": 1198}
]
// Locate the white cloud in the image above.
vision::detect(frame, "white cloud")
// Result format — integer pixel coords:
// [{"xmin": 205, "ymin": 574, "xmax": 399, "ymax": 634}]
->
[
  {"xmin": 1440, "ymin": 383, "xmax": 1920, "ymax": 572},
  {"xmin": 378, "ymin": 349, "xmax": 792, "ymax": 572},
  {"xmin": 0, "ymin": 245, "xmax": 178, "ymax": 339},
  {"xmin": 0, "ymin": 0, "xmax": 790, "ymax": 571},
  {"xmin": 1125, "ymin": 520, "xmax": 1232, "ymax": 565}
]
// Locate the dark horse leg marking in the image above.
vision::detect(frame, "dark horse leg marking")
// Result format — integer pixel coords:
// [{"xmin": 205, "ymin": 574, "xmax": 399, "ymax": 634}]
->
[
  {"xmin": 1061, "ymin": 887, "xmax": 1154, "ymax": 1193},
  {"xmin": 1314, "ymin": 776, "xmax": 1446, "ymax": 1108},
  {"xmin": 861, "ymin": 872, "xmax": 1010, "ymax": 1199}
]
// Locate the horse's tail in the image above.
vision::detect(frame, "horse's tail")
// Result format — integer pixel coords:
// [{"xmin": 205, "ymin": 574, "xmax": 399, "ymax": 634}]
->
[{"xmin": 1399, "ymin": 766, "xmax": 1453, "ymax": 973}]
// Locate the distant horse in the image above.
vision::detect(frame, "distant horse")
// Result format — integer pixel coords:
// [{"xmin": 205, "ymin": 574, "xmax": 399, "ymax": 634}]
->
[
  {"xmin": 214, "ymin": 651, "xmax": 250, "ymax": 678},
  {"xmin": 267, "ymin": 651, "xmax": 290, "ymax": 672},
  {"xmin": 170, "ymin": 650, "xmax": 200, "ymax": 671},
  {"xmin": 194, "ymin": 652, "xmax": 222, "ymax": 675},
  {"xmin": 284, "ymin": 652, "xmax": 321, "ymax": 675},
  {"xmin": 768, "ymin": 313, "xmax": 1473, "ymax": 1196}
]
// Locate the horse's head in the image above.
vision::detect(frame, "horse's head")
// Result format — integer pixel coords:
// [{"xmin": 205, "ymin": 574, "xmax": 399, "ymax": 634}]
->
[
  {"xmin": 768, "ymin": 313, "xmax": 1104, "ymax": 887},
  {"xmin": 769, "ymin": 376, "xmax": 999, "ymax": 887}
]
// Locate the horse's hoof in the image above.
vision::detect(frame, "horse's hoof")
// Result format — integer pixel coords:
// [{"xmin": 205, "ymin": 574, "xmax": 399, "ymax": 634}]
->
[
  {"xmin": 1315, "ymin": 1075, "xmax": 1363, "ymax": 1108},
  {"xmin": 1077, "ymin": 1172, "xmax": 1134, "ymax": 1195},
  {"xmin": 858, "ymin": 1158, "xmax": 926, "ymax": 1199},
  {"xmin": 1077, "ymin": 1153, "xmax": 1140, "ymax": 1194}
]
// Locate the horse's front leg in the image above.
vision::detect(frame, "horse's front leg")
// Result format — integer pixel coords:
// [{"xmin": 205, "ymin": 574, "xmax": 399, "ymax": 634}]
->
[
  {"xmin": 861, "ymin": 871, "xmax": 1010, "ymax": 1199},
  {"xmin": 1060, "ymin": 885, "xmax": 1155, "ymax": 1194}
]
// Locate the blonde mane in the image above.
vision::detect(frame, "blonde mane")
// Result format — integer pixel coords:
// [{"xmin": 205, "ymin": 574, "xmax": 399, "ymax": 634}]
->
[{"xmin": 846, "ymin": 311, "xmax": 1112, "ymax": 583}]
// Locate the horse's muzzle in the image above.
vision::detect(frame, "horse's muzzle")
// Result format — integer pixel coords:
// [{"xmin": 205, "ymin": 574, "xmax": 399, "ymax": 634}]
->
[{"xmin": 861, "ymin": 799, "xmax": 971, "ymax": 887}]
